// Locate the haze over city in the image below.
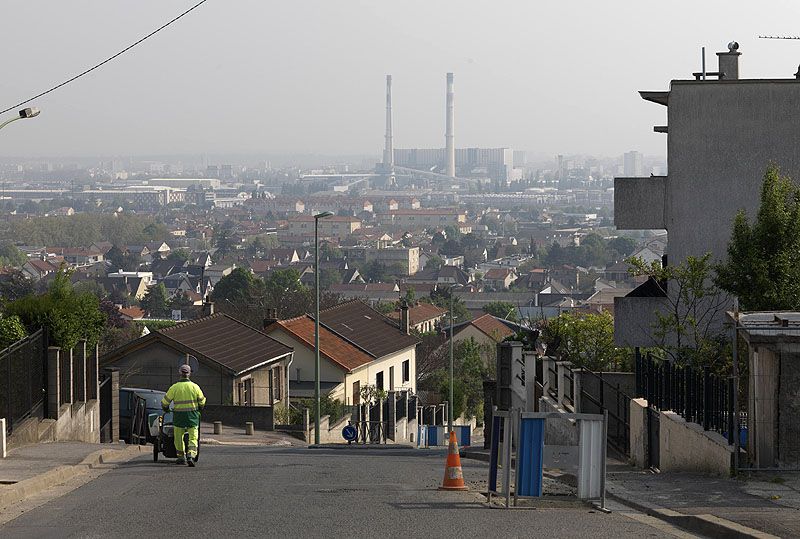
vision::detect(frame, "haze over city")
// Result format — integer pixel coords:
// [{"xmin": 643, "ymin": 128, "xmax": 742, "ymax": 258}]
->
[{"xmin": 3, "ymin": 0, "xmax": 800, "ymax": 159}]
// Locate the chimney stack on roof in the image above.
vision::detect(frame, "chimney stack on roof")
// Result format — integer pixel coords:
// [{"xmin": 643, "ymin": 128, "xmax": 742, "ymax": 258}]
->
[
  {"xmin": 202, "ymin": 297, "xmax": 214, "ymax": 317},
  {"xmin": 399, "ymin": 298, "xmax": 411, "ymax": 335},
  {"xmin": 717, "ymin": 41, "xmax": 741, "ymax": 80},
  {"xmin": 263, "ymin": 308, "xmax": 279, "ymax": 330}
]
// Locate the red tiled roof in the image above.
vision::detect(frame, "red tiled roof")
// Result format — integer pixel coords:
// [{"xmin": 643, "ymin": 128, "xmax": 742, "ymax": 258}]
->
[
  {"xmin": 470, "ymin": 314, "xmax": 515, "ymax": 342},
  {"xmin": 387, "ymin": 302, "xmax": 447, "ymax": 325},
  {"xmin": 268, "ymin": 316, "xmax": 373, "ymax": 372},
  {"xmin": 119, "ymin": 306, "xmax": 145, "ymax": 320}
]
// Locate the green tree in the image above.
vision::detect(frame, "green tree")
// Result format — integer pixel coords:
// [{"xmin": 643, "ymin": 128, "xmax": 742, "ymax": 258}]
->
[
  {"xmin": 541, "ymin": 311, "xmax": 626, "ymax": 371},
  {"xmin": 433, "ymin": 338, "xmax": 487, "ymax": 420},
  {"xmin": 716, "ymin": 164, "xmax": 800, "ymax": 310},
  {"xmin": 105, "ymin": 245, "xmax": 125, "ymax": 271},
  {"xmin": 361, "ymin": 260, "xmax": 389, "ymax": 283},
  {"xmin": 167, "ymin": 248, "xmax": 191, "ymax": 264},
  {"xmin": 427, "ymin": 288, "xmax": 471, "ymax": 325},
  {"xmin": 5, "ymin": 270, "xmax": 106, "ymax": 349},
  {"xmin": 0, "ymin": 315, "xmax": 27, "ymax": 349},
  {"xmin": 628, "ymin": 254, "xmax": 728, "ymax": 368},
  {"xmin": 140, "ymin": 283, "xmax": 170, "ymax": 318},
  {"xmin": 319, "ymin": 268, "xmax": 342, "ymax": 290},
  {"xmin": 212, "ymin": 267, "xmax": 256, "ymax": 304},
  {"xmin": 0, "ymin": 242, "xmax": 27, "ymax": 267},
  {"xmin": 608, "ymin": 236, "xmax": 637, "ymax": 258},
  {"xmin": 482, "ymin": 301, "xmax": 519, "ymax": 322},
  {"xmin": 264, "ymin": 269, "xmax": 312, "ymax": 318},
  {"xmin": 0, "ymin": 269, "xmax": 34, "ymax": 303}
]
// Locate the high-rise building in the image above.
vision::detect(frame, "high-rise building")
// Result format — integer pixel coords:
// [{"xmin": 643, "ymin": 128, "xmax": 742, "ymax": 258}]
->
[{"xmin": 623, "ymin": 151, "xmax": 644, "ymax": 177}]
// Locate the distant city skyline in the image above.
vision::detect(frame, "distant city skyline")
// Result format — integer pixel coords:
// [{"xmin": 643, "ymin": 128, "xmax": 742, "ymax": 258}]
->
[{"xmin": 3, "ymin": 1, "xmax": 800, "ymax": 158}]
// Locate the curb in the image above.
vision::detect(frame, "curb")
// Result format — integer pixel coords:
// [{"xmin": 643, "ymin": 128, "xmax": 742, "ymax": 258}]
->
[
  {"xmin": 605, "ymin": 488, "xmax": 779, "ymax": 539},
  {"xmin": 0, "ymin": 445, "xmax": 144, "ymax": 511},
  {"xmin": 460, "ymin": 451, "xmax": 776, "ymax": 538}
]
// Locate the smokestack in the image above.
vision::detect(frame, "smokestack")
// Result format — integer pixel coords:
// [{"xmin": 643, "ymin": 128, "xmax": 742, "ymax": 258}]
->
[
  {"xmin": 717, "ymin": 41, "xmax": 741, "ymax": 80},
  {"xmin": 399, "ymin": 298, "xmax": 411, "ymax": 335},
  {"xmin": 445, "ymin": 73, "xmax": 455, "ymax": 178},
  {"xmin": 383, "ymin": 75, "xmax": 394, "ymax": 169}
]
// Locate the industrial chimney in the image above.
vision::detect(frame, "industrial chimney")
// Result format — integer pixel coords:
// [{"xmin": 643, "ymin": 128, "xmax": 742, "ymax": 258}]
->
[
  {"xmin": 383, "ymin": 75, "xmax": 394, "ymax": 170},
  {"xmin": 445, "ymin": 73, "xmax": 455, "ymax": 178}
]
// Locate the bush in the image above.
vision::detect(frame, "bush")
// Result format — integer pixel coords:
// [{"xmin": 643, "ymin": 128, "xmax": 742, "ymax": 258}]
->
[
  {"xmin": 274, "ymin": 402, "xmax": 303, "ymax": 425},
  {"xmin": 0, "ymin": 315, "xmax": 27, "ymax": 350}
]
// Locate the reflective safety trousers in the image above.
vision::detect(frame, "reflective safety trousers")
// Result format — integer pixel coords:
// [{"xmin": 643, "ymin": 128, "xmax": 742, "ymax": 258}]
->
[{"xmin": 162, "ymin": 379, "xmax": 206, "ymax": 428}]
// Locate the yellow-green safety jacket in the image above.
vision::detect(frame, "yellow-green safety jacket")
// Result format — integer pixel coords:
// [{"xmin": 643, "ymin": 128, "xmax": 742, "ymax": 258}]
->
[{"xmin": 161, "ymin": 379, "xmax": 206, "ymax": 428}]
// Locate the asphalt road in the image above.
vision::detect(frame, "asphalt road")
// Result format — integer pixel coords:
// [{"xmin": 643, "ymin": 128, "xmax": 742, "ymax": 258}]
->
[{"xmin": 0, "ymin": 445, "xmax": 691, "ymax": 538}]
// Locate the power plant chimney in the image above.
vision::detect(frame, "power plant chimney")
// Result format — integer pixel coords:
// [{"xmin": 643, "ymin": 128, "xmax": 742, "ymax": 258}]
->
[
  {"xmin": 445, "ymin": 72, "xmax": 455, "ymax": 178},
  {"xmin": 383, "ymin": 75, "xmax": 394, "ymax": 170}
]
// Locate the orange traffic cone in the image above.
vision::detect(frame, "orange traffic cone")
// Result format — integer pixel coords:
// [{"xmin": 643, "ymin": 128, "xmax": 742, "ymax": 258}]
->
[{"xmin": 439, "ymin": 430, "xmax": 468, "ymax": 491}]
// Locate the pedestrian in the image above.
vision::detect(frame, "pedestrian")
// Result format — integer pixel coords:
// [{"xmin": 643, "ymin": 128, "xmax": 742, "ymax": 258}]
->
[{"xmin": 161, "ymin": 364, "xmax": 206, "ymax": 467}]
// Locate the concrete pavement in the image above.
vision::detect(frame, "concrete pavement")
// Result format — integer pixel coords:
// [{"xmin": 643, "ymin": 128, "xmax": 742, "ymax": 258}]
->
[{"xmin": 0, "ymin": 445, "xmax": 696, "ymax": 538}]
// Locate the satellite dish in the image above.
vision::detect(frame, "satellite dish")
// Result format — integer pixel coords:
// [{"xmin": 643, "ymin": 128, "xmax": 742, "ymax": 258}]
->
[{"xmin": 177, "ymin": 355, "xmax": 200, "ymax": 376}]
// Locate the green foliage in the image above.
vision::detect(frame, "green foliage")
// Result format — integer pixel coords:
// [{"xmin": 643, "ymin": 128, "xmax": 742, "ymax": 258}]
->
[
  {"xmin": 359, "ymin": 383, "xmax": 387, "ymax": 404},
  {"xmin": 482, "ymin": 301, "xmax": 519, "ymax": 322},
  {"xmin": 360, "ymin": 260, "xmax": 389, "ymax": 282},
  {"xmin": 140, "ymin": 283, "xmax": 170, "ymax": 318},
  {"xmin": 628, "ymin": 254, "xmax": 728, "ymax": 368},
  {"xmin": 425, "ymin": 254, "xmax": 444, "ymax": 271},
  {"xmin": 0, "ymin": 242, "xmax": 27, "ymax": 267},
  {"xmin": 319, "ymin": 268, "xmax": 342, "ymax": 290},
  {"xmin": 5, "ymin": 270, "xmax": 106, "ymax": 349},
  {"xmin": 0, "ymin": 315, "xmax": 28, "ymax": 349},
  {"xmin": 274, "ymin": 402, "xmax": 303, "ymax": 425},
  {"xmin": 427, "ymin": 288, "xmax": 471, "ymax": 324},
  {"xmin": 303, "ymin": 395, "xmax": 347, "ymax": 423},
  {"xmin": 212, "ymin": 267, "xmax": 255, "ymax": 304},
  {"xmin": 716, "ymin": 164, "xmax": 800, "ymax": 311},
  {"xmin": 0, "ymin": 214, "xmax": 168, "ymax": 248},
  {"xmin": 432, "ymin": 338, "xmax": 488, "ymax": 420},
  {"xmin": 607, "ymin": 236, "xmax": 637, "ymax": 258},
  {"xmin": 541, "ymin": 311, "xmax": 628, "ymax": 371},
  {"xmin": 0, "ymin": 269, "xmax": 34, "ymax": 304},
  {"xmin": 167, "ymin": 248, "xmax": 191, "ymax": 264}
]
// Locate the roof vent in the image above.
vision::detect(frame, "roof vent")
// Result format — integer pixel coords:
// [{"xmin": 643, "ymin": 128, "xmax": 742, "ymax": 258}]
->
[{"xmin": 717, "ymin": 41, "xmax": 741, "ymax": 80}]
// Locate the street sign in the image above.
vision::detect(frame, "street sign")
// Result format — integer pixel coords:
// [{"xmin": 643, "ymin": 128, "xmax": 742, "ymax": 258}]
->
[{"xmin": 342, "ymin": 425, "xmax": 358, "ymax": 442}]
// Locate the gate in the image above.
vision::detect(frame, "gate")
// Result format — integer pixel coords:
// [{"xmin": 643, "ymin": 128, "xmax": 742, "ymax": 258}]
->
[{"xmin": 647, "ymin": 405, "xmax": 660, "ymax": 469}]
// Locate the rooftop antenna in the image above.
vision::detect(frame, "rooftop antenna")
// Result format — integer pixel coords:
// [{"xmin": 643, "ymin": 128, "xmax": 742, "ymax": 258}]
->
[
  {"xmin": 758, "ymin": 35, "xmax": 800, "ymax": 40},
  {"xmin": 701, "ymin": 46, "xmax": 706, "ymax": 80}
]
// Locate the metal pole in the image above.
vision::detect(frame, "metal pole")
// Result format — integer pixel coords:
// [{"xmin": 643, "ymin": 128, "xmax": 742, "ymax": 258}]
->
[
  {"xmin": 449, "ymin": 291, "xmax": 454, "ymax": 433},
  {"xmin": 731, "ymin": 301, "xmax": 740, "ymax": 472},
  {"xmin": 702, "ymin": 46, "xmax": 706, "ymax": 80},
  {"xmin": 314, "ymin": 216, "xmax": 321, "ymax": 446}
]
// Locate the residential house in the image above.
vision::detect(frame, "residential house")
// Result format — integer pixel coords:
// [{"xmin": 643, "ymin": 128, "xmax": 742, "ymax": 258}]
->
[
  {"xmin": 279, "ymin": 215, "xmax": 362, "ymax": 244},
  {"xmin": 386, "ymin": 301, "xmax": 447, "ymax": 334},
  {"xmin": 101, "ymin": 310, "xmax": 294, "ymax": 406},
  {"xmin": 266, "ymin": 300, "xmax": 419, "ymax": 405},
  {"xmin": 204, "ymin": 264, "xmax": 234, "ymax": 285},
  {"xmin": 50, "ymin": 247, "xmax": 104, "ymax": 267},
  {"xmin": 447, "ymin": 313, "xmax": 516, "ymax": 368},
  {"xmin": 483, "ymin": 268, "xmax": 517, "ymax": 291},
  {"xmin": 100, "ymin": 275, "xmax": 149, "ymax": 301},
  {"xmin": 406, "ymin": 265, "xmax": 471, "ymax": 287},
  {"xmin": 22, "ymin": 258, "xmax": 61, "ymax": 280},
  {"xmin": 377, "ymin": 209, "xmax": 466, "ymax": 231}
]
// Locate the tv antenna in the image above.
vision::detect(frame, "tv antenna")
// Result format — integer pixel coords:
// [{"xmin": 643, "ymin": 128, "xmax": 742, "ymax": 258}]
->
[{"xmin": 758, "ymin": 35, "xmax": 800, "ymax": 40}]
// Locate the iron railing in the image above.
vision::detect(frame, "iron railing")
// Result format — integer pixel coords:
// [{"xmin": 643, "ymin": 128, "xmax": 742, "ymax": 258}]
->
[
  {"xmin": 635, "ymin": 352, "xmax": 735, "ymax": 444},
  {"xmin": 580, "ymin": 369, "xmax": 631, "ymax": 455},
  {"xmin": 0, "ymin": 329, "xmax": 47, "ymax": 435}
]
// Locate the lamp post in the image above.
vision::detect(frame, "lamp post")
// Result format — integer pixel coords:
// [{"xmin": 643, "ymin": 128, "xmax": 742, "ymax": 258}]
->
[
  {"xmin": 0, "ymin": 108, "xmax": 41, "ymax": 132},
  {"xmin": 313, "ymin": 211, "xmax": 334, "ymax": 445},
  {"xmin": 448, "ymin": 283, "xmax": 463, "ymax": 433}
]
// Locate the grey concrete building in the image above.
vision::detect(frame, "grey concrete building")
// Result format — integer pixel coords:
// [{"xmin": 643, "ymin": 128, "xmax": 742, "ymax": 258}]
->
[{"xmin": 614, "ymin": 43, "xmax": 800, "ymax": 345}]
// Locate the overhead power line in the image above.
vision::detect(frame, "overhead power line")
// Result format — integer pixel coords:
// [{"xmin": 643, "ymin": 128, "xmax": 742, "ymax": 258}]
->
[{"xmin": 0, "ymin": 0, "xmax": 211, "ymax": 116}]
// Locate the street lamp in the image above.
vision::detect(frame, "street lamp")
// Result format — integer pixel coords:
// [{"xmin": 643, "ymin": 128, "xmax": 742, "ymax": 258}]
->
[
  {"xmin": 0, "ymin": 108, "xmax": 41, "ymax": 132},
  {"xmin": 314, "ymin": 211, "xmax": 334, "ymax": 445},
  {"xmin": 448, "ymin": 283, "xmax": 464, "ymax": 433}
]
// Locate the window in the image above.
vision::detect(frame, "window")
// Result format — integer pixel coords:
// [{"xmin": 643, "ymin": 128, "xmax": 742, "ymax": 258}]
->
[
  {"xmin": 402, "ymin": 360, "xmax": 410, "ymax": 383},
  {"xmin": 376, "ymin": 371, "xmax": 384, "ymax": 391}
]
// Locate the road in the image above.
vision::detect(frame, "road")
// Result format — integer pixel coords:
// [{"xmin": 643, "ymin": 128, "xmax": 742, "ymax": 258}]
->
[{"xmin": 0, "ymin": 445, "xmax": 695, "ymax": 538}]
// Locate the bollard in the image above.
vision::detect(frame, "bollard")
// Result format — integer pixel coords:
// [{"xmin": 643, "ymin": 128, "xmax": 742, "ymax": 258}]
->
[
  {"xmin": 245, "ymin": 421, "xmax": 254, "ymax": 435},
  {"xmin": 213, "ymin": 421, "xmax": 223, "ymax": 435}
]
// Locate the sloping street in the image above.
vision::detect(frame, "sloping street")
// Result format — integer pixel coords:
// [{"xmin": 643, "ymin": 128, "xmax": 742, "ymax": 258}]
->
[{"xmin": 0, "ymin": 445, "xmax": 693, "ymax": 538}]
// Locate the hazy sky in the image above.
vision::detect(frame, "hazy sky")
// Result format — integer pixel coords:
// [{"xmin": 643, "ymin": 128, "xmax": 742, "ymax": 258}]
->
[{"xmin": 3, "ymin": 1, "xmax": 800, "ymax": 160}]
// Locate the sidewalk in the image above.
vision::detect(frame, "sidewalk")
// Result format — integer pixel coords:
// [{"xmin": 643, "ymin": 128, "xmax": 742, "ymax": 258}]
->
[
  {"xmin": 607, "ymin": 466, "xmax": 800, "ymax": 538},
  {"xmin": 0, "ymin": 441, "xmax": 144, "ymax": 511},
  {"xmin": 199, "ymin": 422, "xmax": 305, "ymax": 447}
]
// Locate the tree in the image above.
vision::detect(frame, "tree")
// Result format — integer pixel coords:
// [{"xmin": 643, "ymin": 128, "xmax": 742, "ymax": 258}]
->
[
  {"xmin": 0, "ymin": 269, "xmax": 34, "ymax": 303},
  {"xmin": 105, "ymin": 245, "xmax": 126, "ymax": 271},
  {"xmin": 212, "ymin": 267, "xmax": 256, "ymax": 304},
  {"xmin": 361, "ymin": 260, "xmax": 389, "ymax": 283},
  {"xmin": 0, "ymin": 242, "xmax": 27, "ymax": 267},
  {"xmin": 628, "ymin": 254, "xmax": 728, "ymax": 368},
  {"xmin": 541, "ymin": 311, "xmax": 626, "ymax": 371},
  {"xmin": 427, "ymin": 287, "xmax": 471, "ymax": 325},
  {"xmin": 0, "ymin": 315, "xmax": 27, "ymax": 349},
  {"xmin": 319, "ymin": 268, "xmax": 342, "ymax": 290},
  {"xmin": 425, "ymin": 254, "xmax": 443, "ymax": 271},
  {"xmin": 263, "ymin": 269, "xmax": 313, "ymax": 318},
  {"xmin": 167, "ymin": 248, "xmax": 191, "ymax": 264},
  {"xmin": 716, "ymin": 164, "xmax": 800, "ymax": 311},
  {"xmin": 140, "ymin": 283, "xmax": 170, "ymax": 318},
  {"xmin": 608, "ymin": 236, "xmax": 637, "ymax": 258},
  {"xmin": 5, "ymin": 270, "xmax": 106, "ymax": 349},
  {"xmin": 482, "ymin": 301, "xmax": 519, "ymax": 322},
  {"xmin": 432, "ymin": 338, "xmax": 488, "ymax": 420}
]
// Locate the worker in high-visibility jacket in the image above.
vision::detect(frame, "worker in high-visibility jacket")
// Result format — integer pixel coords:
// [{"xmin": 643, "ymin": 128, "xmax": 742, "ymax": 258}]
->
[{"xmin": 161, "ymin": 364, "xmax": 206, "ymax": 466}]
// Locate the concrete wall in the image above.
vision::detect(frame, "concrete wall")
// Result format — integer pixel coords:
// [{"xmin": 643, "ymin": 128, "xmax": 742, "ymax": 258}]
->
[
  {"xmin": 102, "ymin": 342, "xmax": 233, "ymax": 405},
  {"xmin": 53, "ymin": 401, "xmax": 100, "ymax": 443},
  {"xmin": 614, "ymin": 176, "xmax": 666, "ymax": 229},
  {"xmin": 538, "ymin": 396, "xmax": 579, "ymax": 446},
  {"xmin": 629, "ymin": 397, "xmax": 733, "ymax": 475},
  {"xmin": 660, "ymin": 411, "xmax": 733, "ymax": 476},
  {"xmin": 614, "ymin": 296, "xmax": 670, "ymax": 347},
  {"xmin": 202, "ymin": 404, "xmax": 273, "ymax": 431},
  {"xmin": 629, "ymin": 398, "xmax": 648, "ymax": 468}
]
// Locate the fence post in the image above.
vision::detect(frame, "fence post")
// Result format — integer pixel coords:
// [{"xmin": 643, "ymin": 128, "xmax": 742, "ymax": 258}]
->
[
  {"xmin": 47, "ymin": 347, "xmax": 61, "ymax": 420},
  {"xmin": 727, "ymin": 377, "xmax": 735, "ymax": 445},
  {"xmin": 557, "ymin": 362, "xmax": 567, "ymax": 407},
  {"xmin": 634, "ymin": 347, "xmax": 642, "ymax": 396},
  {"xmin": 79, "ymin": 341, "xmax": 87, "ymax": 403},
  {"xmin": 572, "ymin": 368, "xmax": 582, "ymax": 413},
  {"xmin": 109, "ymin": 368, "xmax": 120, "ymax": 443},
  {"xmin": 702, "ymin": 366, "xmax": 711, "ymax": 431}
]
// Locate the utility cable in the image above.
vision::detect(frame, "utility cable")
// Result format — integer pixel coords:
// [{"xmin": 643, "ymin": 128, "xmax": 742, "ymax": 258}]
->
[{"xmin": 0, "ymin": 0, "xmax": 211, "ymax": 116}]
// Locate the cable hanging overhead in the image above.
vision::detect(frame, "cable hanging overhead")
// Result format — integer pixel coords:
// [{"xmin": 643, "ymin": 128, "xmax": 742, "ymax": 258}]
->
[{"xmin": 0, "ymin": 0, "xmax": 211, "ymax": 116}]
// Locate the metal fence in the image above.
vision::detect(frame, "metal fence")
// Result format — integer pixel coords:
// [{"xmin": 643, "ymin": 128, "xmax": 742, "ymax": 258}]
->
[
  {"xmin": 0, "ymin": 329, "xmax": 47, "ymax": 435},
  {"xmin": 635, "ymin": 352, "xmax": 735, "ymax": 444},
  {"xmin": 580, "ymin": 369, "xmax": 631, "ymax": 456}
]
